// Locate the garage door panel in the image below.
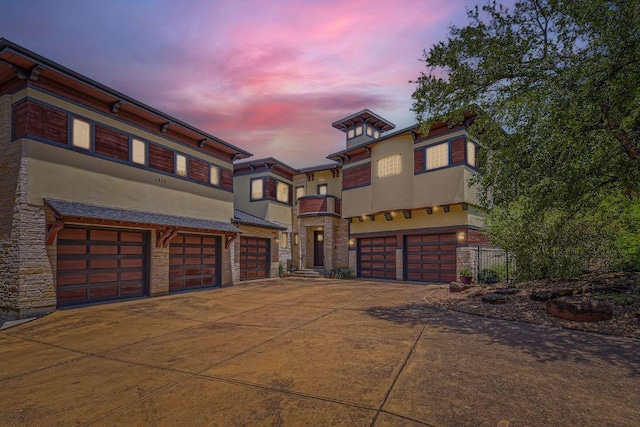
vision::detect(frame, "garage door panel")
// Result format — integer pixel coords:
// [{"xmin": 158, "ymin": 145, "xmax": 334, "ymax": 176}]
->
[
  {"xmin": 57, "ymin": 288, "xmax": 88, "ymax": 304},
  {"xmin": 57, "ymin": 227, "xmax": 147, "ymax": 306},
  {"xmin": 358, "ymin": 236, "xmax": 396, "ymax": 279},
  {"xmin": 57, "ymin": 274, "xmax": 87, "ymax": 286},
  {"xmin": 240, "ymin": 236, "xmax": 270, "ymax": 280},
  {"xmin": 404, "ymin": 233, "xmax": 457, "ymax": 283},
  {"xmin": 169, "ymin": 234, "xmax": 221, "ymax": 292}
]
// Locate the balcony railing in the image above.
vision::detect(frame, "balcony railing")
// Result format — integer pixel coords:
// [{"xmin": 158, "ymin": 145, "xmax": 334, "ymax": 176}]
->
[{"xmin": 297, "ymin": 195, "xmax": 341, "ymax": 217}]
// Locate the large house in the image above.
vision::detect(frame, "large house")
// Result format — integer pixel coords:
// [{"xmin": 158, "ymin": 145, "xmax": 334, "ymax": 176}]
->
[{"xmin": 0, "ymin": 39, "xmax": 488, "ymax": 320}]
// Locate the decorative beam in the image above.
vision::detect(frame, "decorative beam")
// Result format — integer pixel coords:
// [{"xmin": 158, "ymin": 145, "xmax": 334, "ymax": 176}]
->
[
  {"xmin": 343, "ymin": 154, "xmax": 350, "ymax": 161},
  {"xmin": 224, "ymin": 232, "xmax": 239, "ymax": 249},
  {"xmin": 357, "ymin": 216, "xmax": 363, "ymax": 222},
  {"xmin": 383, "ymin": 212, "xmax": 392, "ymax": 221},
  {"xmin": 410, "ymin": 131, "xmax": 418, "ymax": 142},
  {"xmin": 249, "ymin": 165, "xmax": 255, "ymax": 171},
  {"xmin": 264, "ymin": 162, "xmax": 272, "ymax": 169},
  {"xmin": 198, "ymin": 139, "xmax": 207, "ymax": 148},
  {"xmin": 425, "ymin": 207, "xmax": 433, "ymax": 215},
  {"xmin": 110, "ymin": 100, "xmax": 124, "ymax": 114},
  {"xmin": 460, "ymin": 202, "xmax": 469, "ymax": 210},
  {"xmin": 402, "ymin": 210, "xmax": 412, "ymax": 219},
  {"xmin": 367, "ymin": 214, "xmax": 376, "ymax": 221},
  {"xmin": 0, "ymin": 59, "xmax": 46, "ymax": 81},
  {"xmin": 160, "ymin": 122, "xmax": 172, "ymax": 133},
  {"xmin": 365, "ymin": 147, "xmax": 371, "ymax": 154},
  {"xmin": 46, "ymin": 220, "xmax": 65, "ymax": 245},
  {"xmin": 442, "ymin": 205, "xmax": 450, "ymax": 213},
  {"xmin": 156, "ymin": 227, "xmax": 178, "ymax": 248}
]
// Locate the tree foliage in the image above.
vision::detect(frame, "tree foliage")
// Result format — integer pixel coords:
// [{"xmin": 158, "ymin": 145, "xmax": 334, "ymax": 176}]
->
[
  {"xmin": 412, "ymin": 0, "xmax": 639, "ymax": 208},
  {"xmin": 412, "ymin": 0, "xmax": 640, "ymax": 278}
]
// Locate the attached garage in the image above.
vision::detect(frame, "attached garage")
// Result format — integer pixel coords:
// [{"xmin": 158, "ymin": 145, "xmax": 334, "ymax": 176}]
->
[
  {"xmin": 404, "ymin": 233, "xmax": 457, "ymax": 283},
  {"xmin": 169, "ymin": 234, "xmax": 221, "ymax": 292},
  {"xmin": 239, "ymin": 236, "xmax": 270, "ymax": 280},
  {"xmin": 357, "ymin": 236, "xmax": 397, "ymax": 279},
  {"xmin": 56, "ymin": 227, "xmax": 148, "ymax": 306}
]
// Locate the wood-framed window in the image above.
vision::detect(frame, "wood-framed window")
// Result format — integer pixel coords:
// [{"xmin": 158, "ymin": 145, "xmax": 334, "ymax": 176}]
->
[
  {"xmin": 176, "ymin": 154, "xmax": 187, "ymax": 176},
  {"xmin": 276, "ymin": 181, "xmax": 290, "ymax": 203},
  {"xmin": 467, "ymin": 141, "xmax": 476, "ymax": 167},
  {"xmin": 377, "ymin": 153, "xmax": 402, "ymax": 178},
  {"xmin": 251, "ymin": 178, "xmax": 264, "ymax": 200},
  {"xmin": 71, "ymin": 117, "xmax": 91, "ymax": 150},
  {"xmin": 426, "ymin": 143, "xmax": 449, "ymax": 170},
  {"xmin": 210, "ymin": 165, "xmax": 220, "ymax": 185},
  {"xmin": 317, "ymin": 184, "xmax": 328, "ymax": 195},
  {"xmin": 281, "ymin": 232, "xmax": 288, "ymax": 249},
  {"xmin": 131, "ymin": 138, "xmax": 146, "ymax": 165}
]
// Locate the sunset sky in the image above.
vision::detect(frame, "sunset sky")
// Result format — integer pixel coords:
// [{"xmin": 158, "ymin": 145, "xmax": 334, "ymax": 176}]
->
[{"xmin": 1, "ymin": 0, "xmax": 481, "ymax": 167}]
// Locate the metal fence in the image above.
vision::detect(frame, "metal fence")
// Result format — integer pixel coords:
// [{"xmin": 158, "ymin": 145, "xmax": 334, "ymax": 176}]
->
[{"xmin": 468, "ymin": 246, "xmax": 515, "ymax": 284}]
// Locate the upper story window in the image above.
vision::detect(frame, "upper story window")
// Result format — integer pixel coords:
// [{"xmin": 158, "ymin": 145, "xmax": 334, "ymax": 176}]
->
[
  {"xmin": 355, "ymin": 126, "xmax": 363, "ymax": 137},
  {"xmin": 131, "ymin": 138, "xmax": 146, "ymax": 165},
  {"xmin": 377, "ymin": 153, "xmax": 402, "ymax": 178},
  {"xmin": 276, "ymin": 181, "xmax": 290, "ymax": 203},
  {"xmin": 318, "ymin": 184, "xmax": 328, "ymax": 195},
  {"xmin": 295, "ymin": 186, "xmax": 305, "ymax": 204},
  {"xmin": 467, "ymin": 141, "xmax": 476, "ymax": 167},
  {"xmin": 71, "ymin": 118, "xmax": 91, "ymax": 149},
  {"xmin": 347, "ymin": 128, "xmax": 355, "ymax": 139},
  {"xmin": 251, "ymin": 178, "xmax": 264, "ymax": 200},
  {"xmin": 366, "ymin": 126, "xmax": 372, "ymax": 137},
  {"xmin": 426, "ymin": 143, "xmax": 449, "ymax": 170},
  {"xmin": 373, "ymin": 129, "xmax": 380, "ymax": 139},
  {"xmin": 210, "ymin": 165, "xmax": 220, "ymax": 185},
  {"xmin": 176, "ymin": 154, "xmax": 187, "ymax": 176}
]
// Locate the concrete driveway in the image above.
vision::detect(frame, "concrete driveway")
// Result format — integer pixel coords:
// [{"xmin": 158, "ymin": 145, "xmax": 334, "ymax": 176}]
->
[{"xmin": 1, "ymin": 279, "xmax": 638, "ymax": 426}]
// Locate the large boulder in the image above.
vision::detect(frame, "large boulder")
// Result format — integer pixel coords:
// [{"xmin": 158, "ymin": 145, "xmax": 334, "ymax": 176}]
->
[
  {"xmin": 450, "ymin": 282, "xmax": 472, "ymax": 293},
  {"xmin": 547, "ymin": 299, "xmax": 613, "ymax": 322}
]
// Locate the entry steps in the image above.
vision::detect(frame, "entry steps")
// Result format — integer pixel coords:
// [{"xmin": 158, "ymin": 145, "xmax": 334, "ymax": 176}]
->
[{"xmin": 291, "ymin": 268, "xmax": 325, "ymax": 278}]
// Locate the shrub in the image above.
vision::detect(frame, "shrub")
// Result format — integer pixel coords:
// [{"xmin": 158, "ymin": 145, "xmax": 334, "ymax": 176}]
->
[
  {"xmin": 459, "ymin": 268, "xmax": 472, "ymax": 278},
  {"xmin": 478, "ymin": 268, "xmax": 500, "ymax": 284},
  {"xmin": 332, "ymin": 268, "xmax": 356, "ymax": 279}
]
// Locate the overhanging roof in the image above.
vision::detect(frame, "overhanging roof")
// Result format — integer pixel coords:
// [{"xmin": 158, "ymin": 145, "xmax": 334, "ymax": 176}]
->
[
  {"xmin": 0, "ymin": 38, "xmax": 252, "ymax": 160},
  {"xmin": 331, "ymin": 109, "xmax": 395, "ymax": 133},
  {"xmin": 45, "ymin": 199, "xmax": 240, "ymax": 233},
  {"xmin": 233, "ymin": 209, "xmax": 287, "ymax": 230}
]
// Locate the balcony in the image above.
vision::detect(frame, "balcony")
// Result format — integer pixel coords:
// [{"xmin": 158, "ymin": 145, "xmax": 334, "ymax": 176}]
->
[{"xmin": 297, "ymin": 195, "xmax": 341, "ymax": 217}]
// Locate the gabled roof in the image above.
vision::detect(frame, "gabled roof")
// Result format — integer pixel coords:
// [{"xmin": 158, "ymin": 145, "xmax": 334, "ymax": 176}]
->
[
  {"xmin": 0, "ymin": 38, "xmax": 252, "ymax": 160},
  {"xmin": 331, "ymin": 109, "xmax": 395, "ymax": 133},
  {"xmin": 233, "ymin": 209, "xmax": 287, "ymax": 230},
  {"xmin": 46, "ymin": 199, "xmax": 240, "ymax": 233}
]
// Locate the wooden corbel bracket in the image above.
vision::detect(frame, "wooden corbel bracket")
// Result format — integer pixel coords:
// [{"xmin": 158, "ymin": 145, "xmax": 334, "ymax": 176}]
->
[
  {"xmin": 46, "ymin": 220, "xmax": 65, "ymax": 245},
  {"xmin": 224, "ymin": 232, "xmax": 239, "ymax": 249},
  {"xmin": 156, "ymin": 227, "xmax": 178, "ymax": 248}
]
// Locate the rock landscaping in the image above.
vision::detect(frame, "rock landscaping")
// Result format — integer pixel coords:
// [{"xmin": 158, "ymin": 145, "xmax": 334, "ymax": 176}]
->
[{"xmin": 426, "ymin": 272, "xmax": 640, "ymax": 339}]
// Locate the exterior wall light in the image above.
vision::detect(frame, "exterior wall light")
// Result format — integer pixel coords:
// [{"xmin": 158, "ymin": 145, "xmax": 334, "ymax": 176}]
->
[
  {"xmin": 348, "ymin": 238, "xmax": 355, "ymax": 247},
  {"xmin": 457, "ymin": 230, "xmax": 467, "ymax": 242}
]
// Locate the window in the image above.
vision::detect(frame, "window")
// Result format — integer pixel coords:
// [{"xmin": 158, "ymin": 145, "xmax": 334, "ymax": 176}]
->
[
  {"xmin": 373, "ymin": 130, "xmax": 380, "ymax": 139},
  {"xmin": 377, "ymin": 154, "xmax": 402, "ymax": 178},
  {"xmin": 131, "ymin": 138, "xmax": 145, "ymax": 165},
  {"xmin": 355, "ymin": 125, "xmax": 363, "ymax": 136},
  {"xmin": 251, "ymin": 178, "xmax": 263, "ymax": 200},
  {"xmin": 176, "ymin": 154, "xmax": 187, "ymax": 176},
  {"xmin": 71, "ymin": 118, "xmax": 91, "ymax": 149},
  {"xmin": 210, "ymin": 165, "xmax": 220, "ymax": 185},
  {"xmin": 366, "ymin": 126, "xmax": 372, "ymax": 137},
  {"xmin": 276, "ymin": 181, "xmax": 289, "ymax": 203},
  {"xmin": 293, "ymin": 233, "xmax": 299, "ymax": 246},
  {"xmin": 347, "ymin": 129, "xmax": 355, "ymax": 139},
  {"xmin": 295, "ymin": 186, "xmax": 305, "ymax": 204},
  {"xmin": 467, "ymin": 141, "xmax": 476, "ymax": 167},
  {"xmin": 426, "ymin": 143, "xmax": 449, "ymax": 170},
  {"xmin": 317, "ymin": 184, "xmax": 328, "ymax": 195},
  {"xmin": 281, "ymin": 232, "xmax": 288, "ymax": 249}
]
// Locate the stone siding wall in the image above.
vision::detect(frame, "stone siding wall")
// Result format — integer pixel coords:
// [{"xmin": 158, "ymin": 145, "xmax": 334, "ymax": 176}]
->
[{"xmin": 150, "ymin": 230, "xmax": 170, "ymax": 296}]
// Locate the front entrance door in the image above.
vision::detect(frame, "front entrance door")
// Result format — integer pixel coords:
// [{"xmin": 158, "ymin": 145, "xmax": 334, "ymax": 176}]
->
[{"xmin": 313, "ymin": 230, "xmax": 324, "ymax": 266}]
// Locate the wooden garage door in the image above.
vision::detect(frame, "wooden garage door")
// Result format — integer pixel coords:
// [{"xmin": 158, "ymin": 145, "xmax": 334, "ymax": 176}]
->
[
  {"xmin": 169, "ymin": 234, "xmax": 220, "ymax": 292},
  {"xmin": 239, "ymin": 236, "xmax": 270, "ymax": 280},
  {"xmin": 404, "ymin": 233, "xmax": 457, "ymax": 283},
  {"xmin": 357, "ymin": 236, "xmax": 397, "ymax": 279},
  {"xmin": 56, "ymin": 227, "xmax": 147, "ymax": 307}
]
